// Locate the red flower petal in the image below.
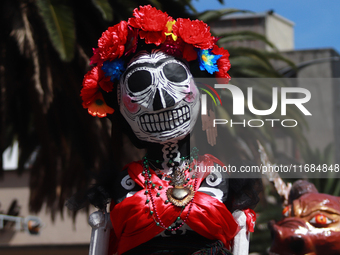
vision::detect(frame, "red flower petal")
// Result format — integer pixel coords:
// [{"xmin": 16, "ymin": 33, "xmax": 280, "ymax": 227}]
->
[
  {"xmin": 86, "ymin": 92, "xmax": 114, "ymax": 118},
  {"xmin": 212, "ymin": 45, "xmax": 230, "ymax": 58},
  {"xmin": 139, "ymin": 30, "xmax": 165, "ymax": 46},
  {"xmin": 128, "ymin": 5, "xmax": 169, "ymax": 31},
  {"xmin": 173, "ymin": 18, "xmax": 214, "ymax": 49},
  {"xmin": 182, "ymin": 43, "xmax": 197, "ymax": 62},
  {"xmin": 98, "ymin": 21, "xmax": 128, "ymax": 61},
  {"xmin": 212, "ymin": 45, "xmax": 231, "ymax": 82},
  {"xmin": 128, "ymin": 5, "xmax": 170, "ymax": 45},
  {"xmin": 99, "ymin": 76, "xmax": 114, "ymax": 92},
  {"xmin": 89, "ymin": 48, "xmax": 103, "ymax": 66},
  {"xmin": 81, "ymin": 66, "xmax": 114, "ymax": 105}
]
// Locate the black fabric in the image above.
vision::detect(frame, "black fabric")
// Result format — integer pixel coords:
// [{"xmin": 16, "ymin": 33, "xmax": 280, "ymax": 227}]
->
[
  {"xmin": 122, "ymin": 232, "xmax": 219, "ymax": 255},
  {"xmin": 65, "ymin": 161, "xmax": 118, "ymax": 211},
  {"xmin": 225, "ymin": 159, "xmax": 262, "ymax": 213}
]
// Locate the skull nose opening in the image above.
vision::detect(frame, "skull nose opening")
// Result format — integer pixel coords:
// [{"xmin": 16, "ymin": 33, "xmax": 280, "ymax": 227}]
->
[{"xmin": 153, "ymin": 89, "xmax": 175, "ymax": 111}]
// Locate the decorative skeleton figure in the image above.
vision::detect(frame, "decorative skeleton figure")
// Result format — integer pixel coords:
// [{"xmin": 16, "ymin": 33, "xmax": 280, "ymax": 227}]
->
[
  {"xmin": 118, "ymin": 49, "xmax": 200, "ymax": 144},
  {"xmin": 83, "ymin": 50, "xmax": 259, "ymax": 255},
  {"xmin": 79, "ymin": 6, "xmax": 261, "ymax": 255},
  {"xmin": 106, "ymin": 50, "xmax": 250, "ymax": 255}
]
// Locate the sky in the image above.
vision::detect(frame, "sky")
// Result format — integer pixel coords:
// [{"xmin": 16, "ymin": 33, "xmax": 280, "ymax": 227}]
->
[{"xmin": 192, "ymin": 0, "xmax": 340, "ymax": 53}]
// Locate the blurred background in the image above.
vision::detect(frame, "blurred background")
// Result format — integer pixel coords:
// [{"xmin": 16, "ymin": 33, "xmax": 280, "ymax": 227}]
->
[{"xmin": 1, "ymin": 0, "xmax": 339, "ymax": 254}]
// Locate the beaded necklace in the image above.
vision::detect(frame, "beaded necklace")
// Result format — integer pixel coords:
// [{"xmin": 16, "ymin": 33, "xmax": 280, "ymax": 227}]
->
[{"xmin": 142, "ymin": 148, "xmax": 199, "ymax": 231}]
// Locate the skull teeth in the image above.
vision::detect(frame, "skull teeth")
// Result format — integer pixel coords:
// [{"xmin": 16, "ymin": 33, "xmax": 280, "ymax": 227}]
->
[{"xmin": 140, "ymin": 106, "xmax": 190, "ymax": 133}]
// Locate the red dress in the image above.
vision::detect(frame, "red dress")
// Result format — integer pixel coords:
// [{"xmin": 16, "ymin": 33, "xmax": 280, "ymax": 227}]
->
[{"xmin": 108, "ymin": 154, "xmax": 239, "ymax": 255}]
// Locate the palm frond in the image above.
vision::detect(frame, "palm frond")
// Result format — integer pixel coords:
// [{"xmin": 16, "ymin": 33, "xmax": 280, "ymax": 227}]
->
[
  {"xmin": 198, "ymin": 8, "xmax": 253, "ymax": 23},
  {"xmin": 229, "ymin": 57, "xmax": 280, "ymax": 78},
  {"xmin": 36, "ymin": 0, "xmax": 75, "ymax": 61},
  {"xmin": 92, "ymin": 0, "xmax": 113, "ymax": 21},
  {"xmin": 217, "ymin": 31, "xmax": 278, "ymax": 50}
]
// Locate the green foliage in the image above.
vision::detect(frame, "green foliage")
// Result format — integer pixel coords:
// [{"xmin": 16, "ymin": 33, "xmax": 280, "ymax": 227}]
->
[
  {"xmin": 36, "ymin": 0, "xmax": 76, "ymax": 61},
  {"xmin": 92, "ymin": 0, "xmax": 114, "ymax": 21},
  {"xmin": 250, "ymin": 197, "xmax": 283, "ymax": 254},
  {"xmin": 217, "ymin": 30, "xmax": 278, "ymax": 50},
  {"xmin": 301, "ymin": 143, "xmax": 340, "ymax": 196},
  {"xmin": 198, "ymin": 8, "xmax": 252, "ymax": 23}
]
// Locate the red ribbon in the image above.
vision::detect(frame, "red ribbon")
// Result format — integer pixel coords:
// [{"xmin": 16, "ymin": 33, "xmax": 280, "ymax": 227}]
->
[
  {"xmin": 243, "ymin": 208, "xmax": 256, "ymax": 233},
  {"xmin": 109, "ymin": 155, "xmax": 239, "ymax": 255}
]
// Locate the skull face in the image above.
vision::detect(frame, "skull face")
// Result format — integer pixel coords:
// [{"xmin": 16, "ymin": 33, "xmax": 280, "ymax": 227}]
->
[{"xmin": 118, "ymin": 50, "xmax": 200, "ymax": 143}]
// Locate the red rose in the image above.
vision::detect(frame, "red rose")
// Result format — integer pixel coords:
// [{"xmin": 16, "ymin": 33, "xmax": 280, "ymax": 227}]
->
[
  {"xmin": 173, "ymin": 18, "xmax": 214, "ymax": 49},
  {"xmin": 128, "ymin": 5, "xmax": 170, "ymax": 45},
  {"xmin": 98, "ymin": 21, "xmax": 128, "ymax": 61},
  {"xmin": 212, "ymin": 45, "xmax": 231, "ymax": 81},
  {"xmin": 81, "ymin": 66, "xmax": 113, "ymax": 106}
]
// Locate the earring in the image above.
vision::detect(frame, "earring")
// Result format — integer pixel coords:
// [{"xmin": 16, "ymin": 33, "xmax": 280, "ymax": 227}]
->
[{"xmin": 201, "ymin": 109, "xmax": 217, "ymax": 146}]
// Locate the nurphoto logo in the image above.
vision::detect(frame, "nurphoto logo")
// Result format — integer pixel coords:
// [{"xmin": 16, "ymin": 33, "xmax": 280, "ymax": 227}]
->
[{"xmin": 200, "ymin": 84, "xmax": 312, "ymax": 128}]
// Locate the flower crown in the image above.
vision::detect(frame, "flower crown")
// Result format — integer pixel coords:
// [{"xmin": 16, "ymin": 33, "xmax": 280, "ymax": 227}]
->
[{"xmin": 81, "ymin": 5, "xmax": 231, "ymax": 117}]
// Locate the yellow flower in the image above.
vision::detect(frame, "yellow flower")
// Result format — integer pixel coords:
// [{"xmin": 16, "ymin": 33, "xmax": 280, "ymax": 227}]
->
[{"xmin": 164, "ymin": 20, "xmax": 177, "ymax": 41}]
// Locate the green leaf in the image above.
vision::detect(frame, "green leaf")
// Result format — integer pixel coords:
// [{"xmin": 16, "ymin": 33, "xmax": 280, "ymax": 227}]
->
[
  {"xmin": 333, "ymin": 181, "xmax": 340, "ymax": 196},
  {"xmin": 229, "ymin": 57, "xmax": 281, "ymax": 78},
  {"xmin": 149, "ymin": 0, "xmax": 162, "ymax": 10},
  {"xmin": 181, "ymin": 0, "xmax": 198, "ymax": 14},
  {"xmin": 92, "ymin": 0, "xmax": 113, "ymax": 21},
  {"xmin": 323, "ymin": 143, "xmax": 334, "ymax": 164},
  {"xmin": 264, "ymin": 51, "xmax": 297, "ymax": 71},
  {"xmin": 36, "ymin": 0, "xmax": 75, "ymax": 61},
  {"xmin": 229, "ymin": 48, "xmax": 277, "ymax": 70},
  {"xmin": 198, "ymin": 9, "xmax": 253, "ymax": 23},
  {"xmin": 216, "ymin": 31, "xmax": 277, "ymax": 50}
]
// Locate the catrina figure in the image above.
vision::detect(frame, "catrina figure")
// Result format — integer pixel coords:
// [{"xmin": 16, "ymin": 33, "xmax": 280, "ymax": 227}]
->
[{"xmin": 68, "ymin": 5, "xmax": 262, "ymax": 255}]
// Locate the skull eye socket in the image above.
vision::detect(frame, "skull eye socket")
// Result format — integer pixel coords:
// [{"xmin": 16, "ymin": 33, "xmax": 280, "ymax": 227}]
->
[
  {"xmin": 127, "ymin": 70, "xmax": 152, "ymax": 92},
  {"xmin": 163, "ymin": 62, "xmax": 188, "ymax": 82}
]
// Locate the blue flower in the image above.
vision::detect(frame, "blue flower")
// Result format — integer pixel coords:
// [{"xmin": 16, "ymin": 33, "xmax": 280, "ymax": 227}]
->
[
  {"xmin": 101, "ymin": 59, "xmax": 125, "ymax": 82},
  {"xmin": 198, "ymin": 49, "xmax": 222, "ymax": 74}
]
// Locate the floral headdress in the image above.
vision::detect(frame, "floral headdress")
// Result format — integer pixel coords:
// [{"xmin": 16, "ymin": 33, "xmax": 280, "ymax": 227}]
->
[{"xmin": 81, "ymin": 5, "xmax": 231, "ymax": 117}]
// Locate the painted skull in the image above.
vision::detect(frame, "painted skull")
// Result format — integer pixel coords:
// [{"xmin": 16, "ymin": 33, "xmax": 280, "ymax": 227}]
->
[{"xmin": 118, "ymin": 50, "xmax": 200, "ymax": 143}]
